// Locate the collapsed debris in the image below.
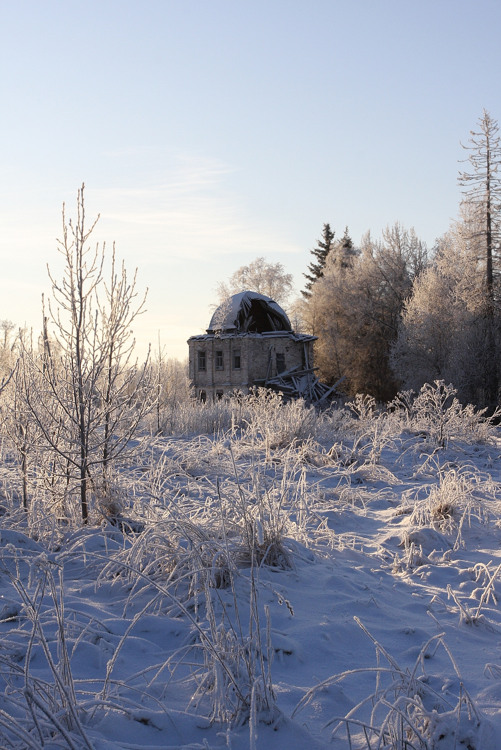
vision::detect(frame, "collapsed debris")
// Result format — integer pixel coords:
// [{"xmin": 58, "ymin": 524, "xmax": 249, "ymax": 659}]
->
[{"xmin": 261, "ymin": 364, "xmax": 344, "ymax": 405}]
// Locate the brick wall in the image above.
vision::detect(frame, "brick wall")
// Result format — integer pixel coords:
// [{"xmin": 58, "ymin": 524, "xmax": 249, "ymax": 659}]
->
[{"xmin": 188, "ymin": 334, "xmax": 314, "ymax": 400}]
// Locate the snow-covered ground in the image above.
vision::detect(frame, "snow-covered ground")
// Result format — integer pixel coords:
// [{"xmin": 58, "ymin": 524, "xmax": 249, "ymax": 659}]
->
[{"xmin": 1, "ymin": 386, "xmax": 501, "ymax": 749}]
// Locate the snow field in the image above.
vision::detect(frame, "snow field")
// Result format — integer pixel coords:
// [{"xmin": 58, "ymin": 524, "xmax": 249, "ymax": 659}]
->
[{"xmin": 0, "ymin": 383, "xmax": 500, "ymax": 748}]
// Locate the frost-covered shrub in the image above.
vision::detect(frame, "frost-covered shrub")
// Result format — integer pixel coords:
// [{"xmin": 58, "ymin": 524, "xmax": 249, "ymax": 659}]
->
[
  {"xmin": 150, "ymin": 387, "xmax": 325, "ymax": 446},
  {"xmin": 330, "ymin": 394, "xmax": 400, "ymax": 466},
  {"xmin": 391, "ymin": 381, "xmax": 498, "ymax": 447},
  {"xmin": 406, "ymin": 467, "xmax": 494, "ymax": 552},
  {"xmin": 346, "ymin": 393, "xmax": 378, "ymax": 422},
  {"xmin": 241, "ymin": 389, "xmax": 318, "ymax": 450},
  {"xmin": 189, "ymin": 576, "xmax": 277, "ymax": 730},
  {"xmin": 0, "ymin": 551, "xmax": 95, "ymax": 749},
  {"xmin": 150, "ymin": 388, "xmax": 319, "ymax": 444}
]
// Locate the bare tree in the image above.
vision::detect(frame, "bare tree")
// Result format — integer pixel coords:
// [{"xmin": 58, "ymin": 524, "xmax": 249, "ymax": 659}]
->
[
  {"xmin": 149, "ymin": 338, "xmax": 190, "ymax": 435},
  {"xmin": 21, "ymin": 185, "xmax": 154, "ymax": 523},
  {"xmin": 459, "ymin": 110, "xmax": 501, "ymax": 409},
  {"xmin": 217, "ymin": 256, "xmax": 294, "ymax": 307}
]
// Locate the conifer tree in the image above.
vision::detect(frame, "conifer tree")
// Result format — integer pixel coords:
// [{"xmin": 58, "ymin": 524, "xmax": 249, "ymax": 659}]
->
[
  {"xmin": 332, "ymin": 226, "xmax": 356, "ymax": 269},
  {"xmin": 301, "ymin": 223, "xmax": 335, "ymax": 298}
]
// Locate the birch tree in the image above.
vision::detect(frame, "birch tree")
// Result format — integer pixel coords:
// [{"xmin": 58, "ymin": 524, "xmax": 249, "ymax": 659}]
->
[
  {"xmin": 22, "ymin": 185, "xmax": 154, "ymax": 523},
  {"xmin": 217, "ymin": 257, "xmax": 294, "ymax": 307}
]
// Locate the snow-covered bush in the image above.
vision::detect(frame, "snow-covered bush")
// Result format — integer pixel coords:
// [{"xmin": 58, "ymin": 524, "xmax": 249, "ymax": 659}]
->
[
  {"xmin": 149, "ymin": 395, "xmax": 237, "ymax": 436},
  {"xmin": 391, "ymin": 380, "xmax": 498, "ymax": 448},
  {"xmin": 240, "ymin": 389, "xmax": 318, "ymax": 450}
]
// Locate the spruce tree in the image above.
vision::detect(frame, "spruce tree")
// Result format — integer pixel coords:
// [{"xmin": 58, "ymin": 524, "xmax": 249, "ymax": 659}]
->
[
  {"xmin": 302, "ymin": 223, "xmax": 335, "ymax": 298},
  {"xmin": 333, "ymin": 226, "xmax": 356, "ymax": 268}
]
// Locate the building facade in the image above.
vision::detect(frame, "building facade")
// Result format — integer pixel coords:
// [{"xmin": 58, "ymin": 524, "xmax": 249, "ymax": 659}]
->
[{"xmin": 188, "ymin": 291, "xmax": 316, "ymax": 402}]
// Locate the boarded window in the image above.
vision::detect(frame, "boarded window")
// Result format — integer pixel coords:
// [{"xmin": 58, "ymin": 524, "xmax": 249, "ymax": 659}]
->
[
  {"xmin": 215, "ymin": 350, "xmax": 224, "ymax": 370},
  {"xmin": 198, "ymin": 351, "xmax": 206, "ymax": 371},
  {"xmin": 276, "ymin": 352, "xmax": 286, "ymax": 373}
]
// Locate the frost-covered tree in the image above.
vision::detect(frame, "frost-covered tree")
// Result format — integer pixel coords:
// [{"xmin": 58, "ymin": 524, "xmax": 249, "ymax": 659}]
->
[
  {"xmin": 458, "ymin": 110, "xmax": 501, "ymax": 408},
  {"xmin": 20, "ymin": 186, "xmax": 155, "ymax": 522},
  {"xmin": 217, "ymin": 256, "xmax": 294, "ymax": 307},
  {"xmin": 5, "ymin": 331, "xmax": 41, "ymax": 512},
  {"xmin": 391, "ymin": 226, "xmax": 482, "ymax": 400},
  {"xmin": 308, "ymin": 249, "xmax": 353, "ymax": 386},
  {"xmin": 459, "ymin": 110, "xmax": 501, "ymax": 296},
  {"xmin": 311, "ymin": 224, "xmax": 427, "ymax": 400},
  {"xmin": 392, "ymin": 209, "xmax": 496, "ymax": 406},
  {"xmin": 0, "ymin": 320, "xmax": 21, "ymax": 378},
  {"xmin": 393, "ymin": 114, "xmax": 501, "ymax": 409},
  {"xmin": 149, "ymin": 340, "xmax": 190, "ymax": 435}
]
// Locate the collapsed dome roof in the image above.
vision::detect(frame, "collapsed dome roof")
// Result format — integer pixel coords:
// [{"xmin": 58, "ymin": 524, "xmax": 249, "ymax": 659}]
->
[{"xmin": 207, "ymin": 291, "xmax": 293, "ymax": 334}]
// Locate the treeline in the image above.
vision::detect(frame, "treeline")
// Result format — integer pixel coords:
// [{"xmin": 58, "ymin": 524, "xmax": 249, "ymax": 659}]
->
[{"xmin": 297, "ymin": 110, "xmax": 501, "ymax": 410}]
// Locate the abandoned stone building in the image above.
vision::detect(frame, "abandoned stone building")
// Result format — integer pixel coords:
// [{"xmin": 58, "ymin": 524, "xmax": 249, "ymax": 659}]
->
[{"xmin": 188, "ymin": 291, "xmax": 335, "ymax": 404}]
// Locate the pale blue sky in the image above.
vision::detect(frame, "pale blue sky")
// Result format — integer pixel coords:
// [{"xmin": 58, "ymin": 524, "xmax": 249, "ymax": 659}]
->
[{"xmin": 1, "ymin": 0, "xmax": 500, "ymax": 360}]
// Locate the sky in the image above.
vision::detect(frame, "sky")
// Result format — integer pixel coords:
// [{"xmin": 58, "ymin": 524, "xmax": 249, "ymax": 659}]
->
[{"xmin": 1, "ymin": 0, "xmax": 500, "ymax": 361}]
